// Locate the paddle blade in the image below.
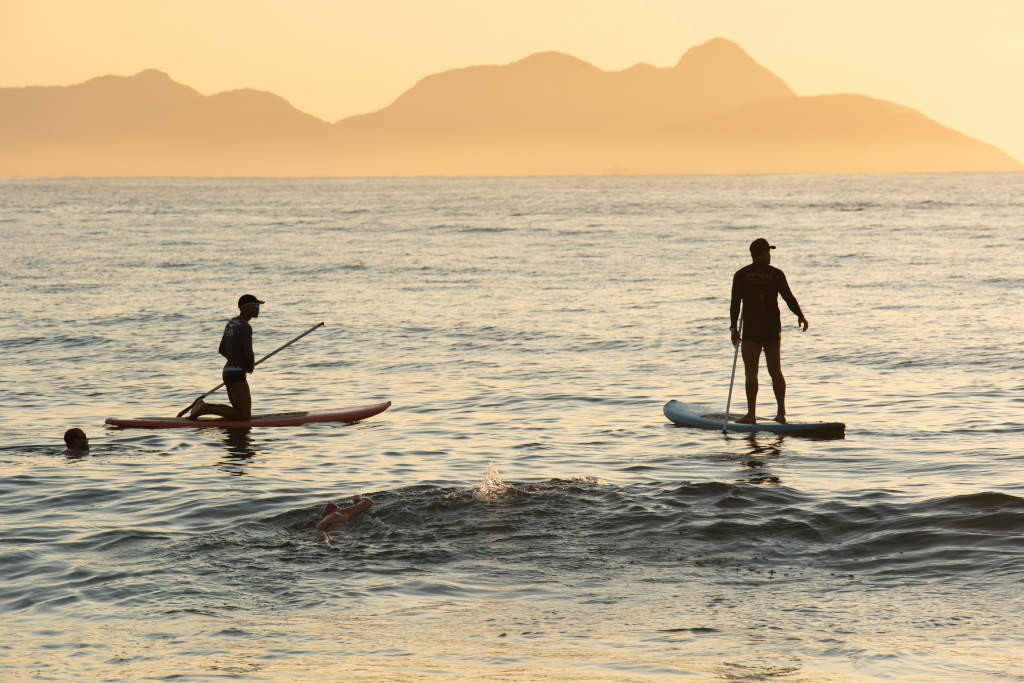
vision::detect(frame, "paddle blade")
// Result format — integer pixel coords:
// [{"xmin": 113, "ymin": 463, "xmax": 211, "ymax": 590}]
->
[{"xmin": 176, "ymin": 396, "xmax": 200, "ymax": 418}]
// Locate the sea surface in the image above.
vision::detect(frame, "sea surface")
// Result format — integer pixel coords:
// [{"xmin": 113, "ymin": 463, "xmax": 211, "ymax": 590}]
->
[{"xmin": 1, "ymin": 174, "xmax": 1022, "ymax": 682}]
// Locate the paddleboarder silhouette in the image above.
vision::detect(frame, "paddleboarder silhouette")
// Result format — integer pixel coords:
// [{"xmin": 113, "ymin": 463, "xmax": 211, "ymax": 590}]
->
[
  {"xmin": 190, "ymin": 294, "xmax": 263, "ymax": 421},
  {"xmin": 730, "ymin": 239, "xmax": 807, "ymax": 424}
]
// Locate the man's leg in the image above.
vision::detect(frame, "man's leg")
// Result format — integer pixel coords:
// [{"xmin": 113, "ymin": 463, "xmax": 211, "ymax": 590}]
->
[
  {"xmin": 737, "ymin": 340, "xmax": 763, "ymax": 424},
  {"xmin": 225, "ymin": 381, "xmax": 252, "ymax": 419},
  {"xmin": 763, "ymin": 342, "xmax": 786, "ymax": 423},
  {"xmin": 190, "ymin": 381, "xmax": 252, "ymax": 420}
]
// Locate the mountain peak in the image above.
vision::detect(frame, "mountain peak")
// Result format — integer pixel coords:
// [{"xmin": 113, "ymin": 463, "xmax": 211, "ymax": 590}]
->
[
  {"xmin": 132, "ymin": 68, "xmax": 174, "ymax": 82},
  {"xmin": 73, "ymin": 69, "xmax": 201, "ymax": 104},
  {"xmin": 81, "ymin": 69, "xmax": 176, "ymax": 88},
  {"xmin": 510, "ymin": 51, "xmax": 600, "ymax": 73},
  {"xmin": 677, "ymin": 37, "xmax": 750, "ymax": 66},
  {"xmin": 675, "ymin": 37, "xmax": 796, "ymax": 100}
]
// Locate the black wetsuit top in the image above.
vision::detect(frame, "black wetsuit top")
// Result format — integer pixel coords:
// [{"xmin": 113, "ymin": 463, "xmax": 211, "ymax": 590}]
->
[
  {"xmin": 730, "ymin": 262, "xmax": 804, "ymax": 343},
  {"xmin": 218, "ymin": 315, "xmax": 254, "ymax": 376}
]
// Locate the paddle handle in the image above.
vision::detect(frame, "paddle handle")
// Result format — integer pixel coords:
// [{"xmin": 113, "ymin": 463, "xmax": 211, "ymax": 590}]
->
[
  {"xmin": 176, "ymin": 321, "xmax": 325, "ymax": 417},
  {"xmin": 723, "ymin": 318, "xmax": 742, "ymax": 433}
]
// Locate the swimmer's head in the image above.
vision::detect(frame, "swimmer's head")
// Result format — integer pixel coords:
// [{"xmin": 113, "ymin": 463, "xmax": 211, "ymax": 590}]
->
[{"xmin": 64, "ymin": 428, "xmax": 89, "ymax": 451}]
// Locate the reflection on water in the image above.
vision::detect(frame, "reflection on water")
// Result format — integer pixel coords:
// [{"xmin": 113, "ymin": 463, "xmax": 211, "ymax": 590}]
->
[
  {"xmin": 61, "ymin": 447, "xmax": 90, "ymax": 462},
  {"xmin": 214, "ymin": 427, "xmax": 258, "ymax": 475},
  {"xmin": 736, "ymin": 434, "xmax": 784, "ymax": 484},
  {"xmin": 741, "ymin": 432, "xmax": 784, "ymax": 458}
]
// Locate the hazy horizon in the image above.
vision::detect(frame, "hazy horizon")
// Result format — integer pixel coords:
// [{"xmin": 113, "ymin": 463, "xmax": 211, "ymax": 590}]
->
[
  {"xmin": 2, "ymin": 37, "xmax": 1020, "ymax": 177},
  {"xmin": 3, "ymin": 0, "xmax": 1023, "ymax": 163}
]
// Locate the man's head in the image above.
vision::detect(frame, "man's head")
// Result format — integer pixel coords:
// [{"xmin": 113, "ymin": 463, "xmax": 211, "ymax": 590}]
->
[
  {"xmin": 238, "ymin": 294, "xmax": 265, "ymax": 319},
  {"xmin": 64, "ymin": 428, "xmax": 88, "ymax": 451},
  {"xmin": 749, "ymin": 238, "xmax": 776, "ymax": 262}
]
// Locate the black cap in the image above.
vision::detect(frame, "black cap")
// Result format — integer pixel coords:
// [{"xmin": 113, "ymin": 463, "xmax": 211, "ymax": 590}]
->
[
  {"xmin": 749, "ymin": 238, "xmax": 776, "ymax": 254},
  {"xmin": 238, "ymin": 294, "xmax": 265, "ymax": 308}
]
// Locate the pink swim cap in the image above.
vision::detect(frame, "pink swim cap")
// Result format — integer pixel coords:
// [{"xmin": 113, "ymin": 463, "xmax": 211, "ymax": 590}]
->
[{"xmin": 321, "ymin": 502, "xmax": 339, "ymax": 518}]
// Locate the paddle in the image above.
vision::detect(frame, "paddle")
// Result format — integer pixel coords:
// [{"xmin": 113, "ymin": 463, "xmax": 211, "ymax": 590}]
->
[
  {"xmin": 176, "ymin": 321, "xmax": 325, "ymax": 417},
  {"xmin": 723, "ymin": 318, "xmax": 743, "ymax": 434}
]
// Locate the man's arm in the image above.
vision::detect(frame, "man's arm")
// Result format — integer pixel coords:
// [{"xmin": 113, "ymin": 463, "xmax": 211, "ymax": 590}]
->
[
  {"xmin": 243, "ymin": 324, "xmax": 255, "ymax": 372},
  {"xmin": 777, "ymin": 273, "xmax": 808, "ymax": 331},
  {"xmin": 218, "ymin": 323, "xmax": 229, "ymax": 359},
  {"xmin": 340, "ymin": 496, "xmax": 372, "ymax": 518},
  {"xmin": 314, "ymin": 497, "xmax": 373, "ymax": 533},
  {"xmin": 730, "ymin": 272, "xmax": 742, "ymax": 345}
]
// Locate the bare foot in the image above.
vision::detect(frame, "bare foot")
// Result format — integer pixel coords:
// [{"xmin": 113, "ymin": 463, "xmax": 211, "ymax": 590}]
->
[
  {"xmin": 189, "ymin": 398, "xmax": 205, "ymax": 421},
  {"xmin": 736, "ymin": 414, "xmax": 756, "ymax": 424},
  {"xmin": 773, "ymin": 415, "xmax": 787, "ymax": 424}
]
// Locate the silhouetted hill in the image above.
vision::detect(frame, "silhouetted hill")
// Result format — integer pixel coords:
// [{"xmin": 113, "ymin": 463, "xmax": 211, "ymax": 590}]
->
[
  {"xmin": 1, "ymin": 39, "xmax": 1020, "ymax": 176},
  {"xmin": 672, "ymin": 94, "xmax": 1019, "ymax": 173},
  {"xmin": 338, "ymin": 38, "xmax": 795, "ymax": 140},
  {"xmin": 0, "ymin": 69, "xmax": 332, "ymax": 175}
]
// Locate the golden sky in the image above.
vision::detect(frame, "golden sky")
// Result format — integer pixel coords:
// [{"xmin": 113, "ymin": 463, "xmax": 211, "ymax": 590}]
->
[{"xmin": 3, "ymin": 0, "xmax": 1023, "ymax": 163}]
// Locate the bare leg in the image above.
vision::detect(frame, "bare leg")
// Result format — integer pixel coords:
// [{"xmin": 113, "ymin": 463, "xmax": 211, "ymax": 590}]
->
[
  {"xmin": 190, "ymin": 381, "xmax": 252, "ymax": 421},
  {"xmin": 737, "ymin": 340, "xmax": 762, "ymax": 424},
  {"xmin": 763, "ymin": 342, "xmax": 786, "ymax": 422}
]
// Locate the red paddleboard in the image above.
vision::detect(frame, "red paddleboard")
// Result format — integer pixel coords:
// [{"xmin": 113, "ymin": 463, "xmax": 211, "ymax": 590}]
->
[{"xmin": 105, "ymin": 401, "xmax": 391, "ymax": 429}]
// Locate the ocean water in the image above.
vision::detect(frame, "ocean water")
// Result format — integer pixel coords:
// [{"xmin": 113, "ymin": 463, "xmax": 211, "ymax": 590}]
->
[{"xmin": 1, "ymin": 174, "xmax": 1022, "ymax": 682}]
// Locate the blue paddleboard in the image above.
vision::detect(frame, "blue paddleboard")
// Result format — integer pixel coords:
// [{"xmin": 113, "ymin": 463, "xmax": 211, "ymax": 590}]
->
[{"xmin": 664, "ymin": 400, "xmax": 845, "ymax": 438}]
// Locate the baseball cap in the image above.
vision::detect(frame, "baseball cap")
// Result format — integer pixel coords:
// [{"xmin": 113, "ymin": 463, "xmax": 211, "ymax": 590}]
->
[
  {"xmin": 749, "ymin": 238, "xmax": 776, "ymax": 254},
  {"xmin": 238, "ymin": 294, "xmax": 265, "ymax": 308}
]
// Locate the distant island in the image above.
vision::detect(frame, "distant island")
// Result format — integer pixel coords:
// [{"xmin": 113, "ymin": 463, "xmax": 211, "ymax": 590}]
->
[{"xmin": 1, "ymin": 38, "xmax": 1020, "ymax": 176}]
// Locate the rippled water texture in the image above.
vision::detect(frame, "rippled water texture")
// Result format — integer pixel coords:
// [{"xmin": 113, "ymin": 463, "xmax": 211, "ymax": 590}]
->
[{"xmin": 1, "ymin": 175, "xmax": 1023, "ymax": 681}]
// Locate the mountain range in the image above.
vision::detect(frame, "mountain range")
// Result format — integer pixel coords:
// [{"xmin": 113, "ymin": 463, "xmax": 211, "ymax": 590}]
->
[{"xmin": 1, "ymin": 38, "xmax": 1020, "ymax": 176}]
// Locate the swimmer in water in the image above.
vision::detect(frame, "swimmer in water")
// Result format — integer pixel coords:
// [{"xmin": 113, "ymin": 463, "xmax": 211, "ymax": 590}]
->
[
  {"xmin": 63, "ymin": 428, "xmax": 89, "ymax": 453},
  {"xmin": 314, "ymin": 495, "xmax": 373, "ymax": 544}
]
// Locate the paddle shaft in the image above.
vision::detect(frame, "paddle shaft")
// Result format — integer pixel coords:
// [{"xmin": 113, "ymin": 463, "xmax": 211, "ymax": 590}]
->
[
  {"xmin": 176, "ymin": 321, "xmax": 325, "ymax": 417},
  {"xmin": 723, "ymin": 318, "xmax": 742, "ymax": 434}
]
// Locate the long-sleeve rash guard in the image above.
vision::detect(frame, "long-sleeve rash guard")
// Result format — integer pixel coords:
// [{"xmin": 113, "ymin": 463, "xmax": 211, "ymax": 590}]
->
[
  {"xmin": 730, "ymin": 262, "xmax": 803, "ymax": 342},
  {"xmin": 218, "ymin": 315, "xmax": 255, "ymax": 373}
]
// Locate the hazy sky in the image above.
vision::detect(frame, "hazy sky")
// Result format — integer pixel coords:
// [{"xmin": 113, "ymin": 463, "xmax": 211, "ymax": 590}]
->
[{"xmin": 3, "ymin": 0, "xmax": 1023, "ymax": 163}]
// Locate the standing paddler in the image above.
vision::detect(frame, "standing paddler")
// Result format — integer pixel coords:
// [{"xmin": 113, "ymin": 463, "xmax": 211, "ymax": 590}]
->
[
  {"xmin": 189, "ymin": 294, "xmax": 264, "ymax": 421},
  {"xmin": 730, "ymin": 239, "xmax": 808, "ymax": 424}
]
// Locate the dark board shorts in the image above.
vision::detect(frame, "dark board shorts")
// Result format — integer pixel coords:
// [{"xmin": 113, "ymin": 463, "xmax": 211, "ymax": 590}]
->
[
  {"xmin": 742, "ymin": 327, "xmax": 781, "ymax": 345},
  {"xmin": 222, "ymin": 366, "xmax": 248, "ymax": 384}
]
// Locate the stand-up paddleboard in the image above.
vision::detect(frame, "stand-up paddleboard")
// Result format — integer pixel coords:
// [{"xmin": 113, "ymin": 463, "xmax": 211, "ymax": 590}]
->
[
  {"xmin": 106, "ymin": 401, "xmax": 391, "ymax": 429},
  {"xmin": 664, "ymin": 400, "xmax": 844, "ymax": 438}
]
